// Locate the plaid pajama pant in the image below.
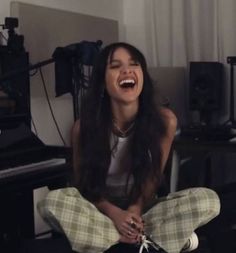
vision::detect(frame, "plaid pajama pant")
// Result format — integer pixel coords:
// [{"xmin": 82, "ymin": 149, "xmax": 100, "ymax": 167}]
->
[{"xmin": 38, "ymin": 187, "xmax": 220, "ymax": 253}]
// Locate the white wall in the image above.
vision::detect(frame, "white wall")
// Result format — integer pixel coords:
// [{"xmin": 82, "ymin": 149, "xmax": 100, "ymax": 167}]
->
[
  {"xmin": 1, "ymin": 0, "xmax": 124, "ymax": 23},
  {"xmin": 1, "ymin": 0, "xmax": 126, "ymax": 47},
  {"xmin": 122, "ymin": 0, "xmax": 149, "ymax": 62}
]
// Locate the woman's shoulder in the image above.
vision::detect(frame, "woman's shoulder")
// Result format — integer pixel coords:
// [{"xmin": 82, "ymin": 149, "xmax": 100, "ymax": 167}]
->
[
  {"xmin": 159, "ymin": 107, "xmax": 178, "ymax": 137},
  {"xmin": 71, "ymin": 119, "xmax": 80, "ymax": 145},
  {"xmin": 72, "ymin": 119, "xmax": 80, "ymax": 132}
]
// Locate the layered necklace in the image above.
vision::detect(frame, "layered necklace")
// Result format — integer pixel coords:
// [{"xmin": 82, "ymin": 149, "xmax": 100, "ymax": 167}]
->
[{"xmin": 112, "ymin": 119, "xmax": 136, "ymax": 138}]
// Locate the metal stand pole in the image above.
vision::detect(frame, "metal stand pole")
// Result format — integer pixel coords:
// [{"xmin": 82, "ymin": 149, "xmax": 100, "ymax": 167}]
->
[{"xmin": 225, "ymin": 56, "xmax": 236, "ymax": 127}]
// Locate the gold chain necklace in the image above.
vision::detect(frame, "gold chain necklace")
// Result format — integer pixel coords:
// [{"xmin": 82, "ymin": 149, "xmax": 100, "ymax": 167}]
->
[{"xmin": 112, "ymin": 119, "xmax": 135, "ymax": 137}]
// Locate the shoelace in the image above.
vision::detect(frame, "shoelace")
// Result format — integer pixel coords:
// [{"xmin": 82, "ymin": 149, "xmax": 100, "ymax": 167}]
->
[{"xmin": 139, "ymin": 234, "xmax": 161, "ymax": 253}]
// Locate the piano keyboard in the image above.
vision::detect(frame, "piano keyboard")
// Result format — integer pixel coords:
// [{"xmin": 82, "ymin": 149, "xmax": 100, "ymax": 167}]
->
[{"xmin": 0, "ymin": 158, "xmax": 66, "ymax": 179}]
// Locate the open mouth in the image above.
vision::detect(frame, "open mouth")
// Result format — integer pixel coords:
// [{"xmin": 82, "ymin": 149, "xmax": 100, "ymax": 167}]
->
[{"xmin": 118, "ymin": 79, "xmax": 136, "ymax": 89}]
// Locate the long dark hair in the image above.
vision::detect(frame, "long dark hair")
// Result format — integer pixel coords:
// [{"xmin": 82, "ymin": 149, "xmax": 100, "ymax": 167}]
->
[{"xmin": 75, "ymin": 42, "xmax": 166, "ymax": 202}]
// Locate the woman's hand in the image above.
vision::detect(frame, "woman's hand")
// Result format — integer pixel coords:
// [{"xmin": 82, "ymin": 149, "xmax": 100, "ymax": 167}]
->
[
  {"xmin": 110, "ymin": 208, "xmax": 143, "ymax": 244},
  {"xmin": 93, "ymin": 198, "xmax": 143, "ymax": 244}
]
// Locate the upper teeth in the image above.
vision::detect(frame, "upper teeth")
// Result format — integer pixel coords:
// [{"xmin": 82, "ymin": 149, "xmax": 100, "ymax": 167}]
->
[{"xmin": 119, "ymin": 79, "xmax": 135, "ymax": 85}]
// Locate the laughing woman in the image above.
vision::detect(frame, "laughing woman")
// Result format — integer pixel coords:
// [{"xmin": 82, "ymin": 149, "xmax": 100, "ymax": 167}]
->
[{"xmin": 38, "ymin": 42, "xmax": 220, "ymax": 253}]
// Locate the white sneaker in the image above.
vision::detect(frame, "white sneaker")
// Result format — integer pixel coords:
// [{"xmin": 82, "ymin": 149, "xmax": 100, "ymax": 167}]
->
[{"xmin": 182, "ymin": 232, "xmax": 199, "ymax": 252}]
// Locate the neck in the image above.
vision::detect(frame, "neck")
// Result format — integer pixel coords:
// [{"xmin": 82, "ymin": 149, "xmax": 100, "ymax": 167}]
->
[
  {"xmin": 111, "ymin": 101, "xmax": 138, "ymax": 137},
  {"xmin": 111, "ymin": 101, "xmax": 138, "ymax": 129}
]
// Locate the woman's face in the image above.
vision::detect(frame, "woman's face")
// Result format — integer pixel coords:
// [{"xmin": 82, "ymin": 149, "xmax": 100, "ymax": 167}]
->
[{"xmin": 105, "ymin": 47, "xmax": 144, "ymax": 105}]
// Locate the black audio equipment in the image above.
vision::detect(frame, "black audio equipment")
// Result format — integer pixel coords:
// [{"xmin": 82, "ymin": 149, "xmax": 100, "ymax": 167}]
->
[
  {"xmin": 0, "ymin": 48, "xmax": 30, "ymax": 128},
  {"xmin": 189, "ymin": 62, "xmax": 224, "ymax": 112}
]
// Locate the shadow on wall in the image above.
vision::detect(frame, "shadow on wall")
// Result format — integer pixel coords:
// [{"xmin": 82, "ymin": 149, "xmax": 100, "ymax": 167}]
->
[{"xmin": 148, "ymin": 67, "xmax": 188, "ymax": 128}]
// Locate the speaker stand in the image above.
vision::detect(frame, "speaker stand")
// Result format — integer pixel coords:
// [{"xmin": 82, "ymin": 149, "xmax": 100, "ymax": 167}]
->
[
  {"xmin": 198, "ymin": 109, "xmax": 214, "ymax": 126},
  {"xmin": 224, "ymin": 57, "xmax": 236, "ymax": 128}
]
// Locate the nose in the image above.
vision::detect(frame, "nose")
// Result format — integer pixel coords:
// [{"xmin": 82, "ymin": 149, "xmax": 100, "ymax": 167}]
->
[{"xmin": 121, "ymin": 64, "xmax": 132, "ymax": 74}]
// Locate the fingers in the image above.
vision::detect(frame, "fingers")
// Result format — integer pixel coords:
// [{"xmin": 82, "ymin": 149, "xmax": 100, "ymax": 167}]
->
[
  {"xmin": 122, "ymin": 217, "xmax": 145, "ymax": 243},
  {"xmin": 119, "ymin": 219, "xmax": 141, "ymax": 241},
  {"xmin": 130, "ymin": 214, "xmax": 144, "ymax": 228},
  {"xmin": 131, "ymin": 213, "xmax": 143, "ymax": 224},
  {"xmin": 116, "ymin": 210, "xmax": 144, "ymax": 243},
  {"xmin": 130, "ymin": 219, "xmax": 136, "ymax": 228},
  {"xmin": 126, "ymin": 229, "xmax": 137, "ymax": 239},
  {"xmin": 127, "ymin": 217, "xmax": 144, "ymax": 234},
  {"xmin": 122, "ymin": 222, "xmax": 137, "ymax": 238}
]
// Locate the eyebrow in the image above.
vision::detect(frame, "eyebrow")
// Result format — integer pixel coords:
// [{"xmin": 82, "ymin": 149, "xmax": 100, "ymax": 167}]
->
[
  {"xmin": 108, "ymin": 58, "xmax": 138, "ymax": 64},
  {"xmin": 109, "ymin": 59, "xmax": 121, "ymax": 64}
]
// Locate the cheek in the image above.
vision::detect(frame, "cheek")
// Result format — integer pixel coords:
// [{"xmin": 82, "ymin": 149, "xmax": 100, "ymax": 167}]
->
[
  {"xmin": 138, "ymin": 71, "xmax": 144, "ymax": 91},
  {"xmin": 105, "ymin": 71, "xmax": 116, "ymax": 87},
  {"xmin": 105, "ymin": 74, "xmax": 116, "ymax": 96}
]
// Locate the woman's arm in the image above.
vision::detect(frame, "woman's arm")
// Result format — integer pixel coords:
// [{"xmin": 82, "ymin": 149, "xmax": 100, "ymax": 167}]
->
[
  {"xmin": 128, "ymin": 107, "xmax": 177, "ymax": 213},
  {"xmin": 159, "ymin": 107, "xmax": 178, "ymax": 172}
]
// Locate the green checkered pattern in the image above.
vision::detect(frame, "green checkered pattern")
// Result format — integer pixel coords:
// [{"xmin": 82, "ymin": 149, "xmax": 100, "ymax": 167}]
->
[
  {"xmin": 143, "ymin": 188, "xmax": 220, "ymax": 253},
  {"xmin": 38, "ymin": 188, "xmax": 120, "ymax": 253},
  {"xmin": 38, "ymin": 187, "xmax": 220, "ymax": 253}
]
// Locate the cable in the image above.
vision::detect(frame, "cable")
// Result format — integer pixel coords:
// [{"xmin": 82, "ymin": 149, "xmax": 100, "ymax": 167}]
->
[
  {"xmin": 31, "ymin": 115, "xmax": 38, "ymax": 136},
  {"xmin": 0, "ymin": 31, "xmax": 7, "ymax": 42},
  {"xmin": 38, "ymin": 67, "xmax": 66, "ymax": 146}
]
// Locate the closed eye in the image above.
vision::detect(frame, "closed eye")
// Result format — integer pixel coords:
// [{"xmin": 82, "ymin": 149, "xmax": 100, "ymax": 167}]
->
[
  {"xmin": 129, "ymin": 60, "xmax": 140, "ymax": 67},
  {"xmin": 108, "ymin": 60, "xmax": 140, "ymax": 69},
  {"xmin": 109, "ymin": 64, "xmax": 121, "ymax": 69},
  {"xmin": 108, "ymin": 60, "xmax": 121, "ymax": 69}
]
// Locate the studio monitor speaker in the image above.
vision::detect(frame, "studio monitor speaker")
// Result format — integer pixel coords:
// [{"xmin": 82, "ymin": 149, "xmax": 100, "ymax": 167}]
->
[{"xmin": 189, "ymin": 62, "xmax": 224, "ymax": 111}]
